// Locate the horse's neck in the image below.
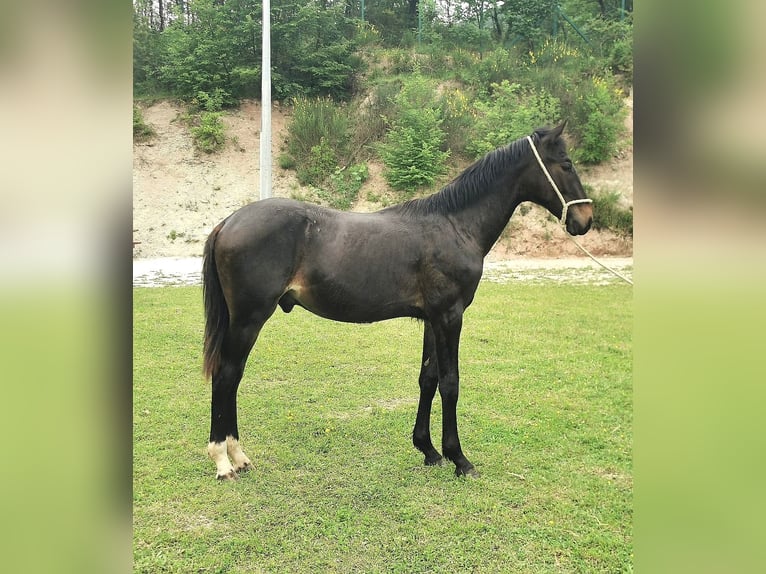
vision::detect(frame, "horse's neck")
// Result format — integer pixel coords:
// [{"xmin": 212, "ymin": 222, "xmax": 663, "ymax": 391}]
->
[{"xmin": 449, "ymin": 173, "xmax": 524, "ymax": 257}]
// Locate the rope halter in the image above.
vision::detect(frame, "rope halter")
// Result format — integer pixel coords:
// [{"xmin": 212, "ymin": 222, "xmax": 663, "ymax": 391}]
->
[{"xmin": 526, "ymin": 135, "xmax": 592, "ymax": 228}]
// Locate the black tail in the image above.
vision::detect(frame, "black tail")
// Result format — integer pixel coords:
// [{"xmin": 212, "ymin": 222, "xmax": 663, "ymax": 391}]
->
[{"xmin": 203, "ymin": 222, "xmax": 228, "ymax": 380}]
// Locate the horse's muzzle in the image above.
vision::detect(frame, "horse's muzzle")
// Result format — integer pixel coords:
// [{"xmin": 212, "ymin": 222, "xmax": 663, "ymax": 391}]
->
[{"xmin": 566, "ymin": 204, "xmax": 593, "ymax": 235}]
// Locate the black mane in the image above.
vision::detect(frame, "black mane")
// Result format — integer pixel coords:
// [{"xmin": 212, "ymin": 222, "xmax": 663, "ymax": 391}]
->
[{"xmin": 386, "ymin": 129, "xmax": 550, "ymax": 218}]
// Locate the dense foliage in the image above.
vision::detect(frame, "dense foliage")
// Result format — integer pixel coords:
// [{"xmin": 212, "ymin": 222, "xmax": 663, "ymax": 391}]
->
[
  {"xmin": 134, "ymin": 0, "xmax": 632, "ymax": 102},
  {"xmin": 134, "ymin": 0, "xmax": 632, "ymax": 199},
  {"xmin": 134, "ymin": 0, "xmax": 360, "ymax": 102}
]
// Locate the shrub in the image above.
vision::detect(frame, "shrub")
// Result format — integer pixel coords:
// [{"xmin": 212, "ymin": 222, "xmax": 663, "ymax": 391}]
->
[
  {"xmin": 585, "ymin": 16, "xmax": 633, "ymax": 84},
  {"xmin": 519, "ymin": 38, "xmax": 589, "ymax": 110},
  {"xmin": 389, "ymin": 49, "xmax": 416, "ymax": 74},
  {"xmin": 590, "ymin": 188, "xmax": 633, "ymax": 236},
  {"xmin": 278, "ymin": 154, "xmax": 296, "ymax": 170},
  {"xmin": 191, "ymin": 111, "xmax": 226, "ymax": 153},
  {"xmin": 322, "ymin": 163, "xmax": 369, "ymax": 210},
  {"xmin": 380, "ymin": 110, "xmax": 449, "ymax": 191},
  {"xmin": 297, "ymin": 137, "xmax": 337, "ymax": 186},
  {"xmin": 438, "ymin": 22, "xmax": 493, "ymax": 55},
  {"xmin": 193, "ymin": 88, "xmax": 229, "ymax": 112},
  {"xmin": 609, "ymin": 37, "xmax": 633, "ymax": 83},
  {"xmin": 571, "ymin": 76, "xmax": 626, "ymax": 164},
  {"xmin": 467, "ymin": 81, "xmax": 561, "ymax": 158},
  {"xmin": 379, "ymin": 76, "xmax": 449, "ymax": 192},
  {"xmin": 470, "ymin": 47, "xmax": 517, "ymax": 96}
]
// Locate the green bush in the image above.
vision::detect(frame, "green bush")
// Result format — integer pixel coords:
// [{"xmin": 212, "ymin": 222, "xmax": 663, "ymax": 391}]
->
[
  {"xmin": 571, "ymin": 76, "xmax": 626, "ymax": 164},
  {"xmin": 590, "ymin": 188, "xmax": 633, "ymax": 236},
  {"xmin": 438, "ymin": 22, "xmax": 493, "ymax": 55},
  {"xmin": 191, "ymin": 111, "xmax": 226, "ymax": 153},
  {"xmin": 297, "ymin": 138, "xmax": 337, "ymax": 186},
  {"xmin": 193, "ymin": 88, "xmax": 229, "ymax": 112},
  {"xmin": 609, "ymin": 37, "xmax": 633, "ymax": 83},
  {"xmin": 278, "ymin": 154, "xmax": 296, "ymax": 170},
  {"xmin": 470, "ymin": 47, "xmax": 517, "ymax": 96},
  {"xmin": 467, "ymin": 81, "xmax": 561, "ymax": 158},
  {"xmin": 389, "ymin": 49, "xmax": 416, "ymax": 74},
  {"xmin": 379, "ymin": 76, "xmax": 449, "ymax": 192},
  {"xmin": 322, "ymin": 163, "xmax": 369, "ymax": 210}
]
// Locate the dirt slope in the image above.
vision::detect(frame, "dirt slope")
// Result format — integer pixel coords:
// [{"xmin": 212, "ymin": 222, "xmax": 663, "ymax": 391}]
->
[{"xmin": 133, "ymin": 99, "xmax": 632, "ymax": 259}]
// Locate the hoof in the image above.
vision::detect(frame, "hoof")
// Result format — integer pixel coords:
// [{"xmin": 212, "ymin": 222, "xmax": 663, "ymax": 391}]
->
[
  {"xmin": 216, "ymin": 469, "xmax": 239, "ymax": 482},
  {"xmin": 234, "ymin": 461, "xmax": 253, "ymax": 474},
  {"xmin": 455, "ymin": 466, "xmax": 480, "ymax": 479},
  {"xmin": 424, "ymin": 454, "xmax": 444, "ymax": 467}
]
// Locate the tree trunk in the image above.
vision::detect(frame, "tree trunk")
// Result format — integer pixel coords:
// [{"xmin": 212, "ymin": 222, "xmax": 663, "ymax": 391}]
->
[
  {"xmin": 491, "ymin": 5, "xmax": 502, "ymax": 41},
  {"xmin": 408, "ymin": 0, "xmax": 418, "ymax": 24}
]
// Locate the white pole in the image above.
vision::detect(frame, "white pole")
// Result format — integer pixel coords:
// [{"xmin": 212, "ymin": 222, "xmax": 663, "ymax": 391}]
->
[{"xmin": 260, "ymin": 0, "xmax": 272, "ymax": 200}]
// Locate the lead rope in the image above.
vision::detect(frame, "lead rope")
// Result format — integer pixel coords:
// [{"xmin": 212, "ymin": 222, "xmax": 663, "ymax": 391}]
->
[{"xmin": 526, "ymin": 136, "xmax": 634, "ymax": 286}]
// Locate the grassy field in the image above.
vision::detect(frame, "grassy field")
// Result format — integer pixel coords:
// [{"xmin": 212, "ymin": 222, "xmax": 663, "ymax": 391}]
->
[{"xmin": 133, "ymin": 280, "xmax": 632, "ymax": 573}]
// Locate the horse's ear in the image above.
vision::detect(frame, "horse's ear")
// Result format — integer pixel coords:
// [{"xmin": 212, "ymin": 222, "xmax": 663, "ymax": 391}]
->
[
  {"xmin": 546, "ymin": 121, "xmax": 566, "ymax": 142},
  {"xmin": 551, "ymin": 120, "xmax": 568, "ymax": 141}
]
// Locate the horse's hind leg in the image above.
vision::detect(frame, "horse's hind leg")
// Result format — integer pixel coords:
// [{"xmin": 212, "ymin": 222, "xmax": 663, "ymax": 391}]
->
[
  {"xmin": 412, "ymin": 322, "xmax": 444, "ymax": 466},
  {"xmin": 208, "ymin": 315, "xmax": 267, "ymax": 480}
]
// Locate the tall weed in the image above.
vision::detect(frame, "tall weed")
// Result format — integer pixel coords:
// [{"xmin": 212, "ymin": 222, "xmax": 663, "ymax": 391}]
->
[
  {"xmin": 349, "ymin": 82, "xmax": 400, "ymax": 156},
  {"xmin": 287, "ymin": 97, "xmax": 349, "ymax": 171},
  {"xmin": 439, "ymin": 86, "xmax": 475, "ymax": 158},
  {"xmin": 297, "ymin": 137, "xmax": 338, "ymax": 186}
]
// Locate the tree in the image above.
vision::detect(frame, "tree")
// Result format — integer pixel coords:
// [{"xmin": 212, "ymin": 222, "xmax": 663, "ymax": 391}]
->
[{"xmin": 503, "ymin": 0, "xmax": 557, "ymax": 50}]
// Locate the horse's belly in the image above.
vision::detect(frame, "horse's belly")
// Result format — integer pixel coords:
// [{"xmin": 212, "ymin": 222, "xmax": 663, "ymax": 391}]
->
[{"xmin": 284, "ymin": 281, "xmax": 423, "ymax": 323}]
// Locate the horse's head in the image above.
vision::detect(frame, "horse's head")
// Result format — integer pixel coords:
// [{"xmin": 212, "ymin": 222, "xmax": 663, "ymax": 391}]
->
[{"xmin": 526, "ymin": 122, "xmax": 593, "ymax": 236}]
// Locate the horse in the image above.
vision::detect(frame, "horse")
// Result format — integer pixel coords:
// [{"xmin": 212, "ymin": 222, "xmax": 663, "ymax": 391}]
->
[{"xmin": 202, "ymin": 122, "xmax": 592, "ymax": 480}]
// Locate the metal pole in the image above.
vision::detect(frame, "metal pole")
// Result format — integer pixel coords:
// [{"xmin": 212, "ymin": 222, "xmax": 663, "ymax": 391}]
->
[
  {"xmin": 260, "ymin": 0, "xmax": 272, "ymax": 200},
  {"xmin": 361, "ymin": 0, "xmax": 365, "ymax": 22}
]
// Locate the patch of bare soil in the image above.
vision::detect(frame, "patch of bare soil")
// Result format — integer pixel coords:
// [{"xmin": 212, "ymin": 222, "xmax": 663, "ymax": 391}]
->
[{"xmin": 133, "ymin": 98, "xmax": 632, "ymax": 259}]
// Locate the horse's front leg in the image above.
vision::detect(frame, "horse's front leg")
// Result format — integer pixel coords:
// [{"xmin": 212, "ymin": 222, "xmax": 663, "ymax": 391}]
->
[
  {"xmin": 432, "ymin": 311, "xmax": 479, "ymax": 478},
  {"xmin": 412, "ymin": 322, "xmax": 444, "ymax": 466}
]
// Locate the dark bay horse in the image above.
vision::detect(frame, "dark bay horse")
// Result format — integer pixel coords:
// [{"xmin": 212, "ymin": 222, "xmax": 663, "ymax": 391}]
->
[{"xmin": 202, "ymin": 123, "xmax": 592, "ymax": 480}]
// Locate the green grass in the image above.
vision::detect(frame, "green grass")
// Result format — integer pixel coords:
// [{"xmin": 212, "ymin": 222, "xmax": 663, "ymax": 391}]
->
[{"xmin": 134, "ymin": 281, "xmax": 632, "ymax": 573}]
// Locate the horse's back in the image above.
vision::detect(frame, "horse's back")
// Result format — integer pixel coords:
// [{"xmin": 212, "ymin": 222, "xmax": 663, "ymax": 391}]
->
[{"xmin": 216, "ymin": 198, "xmax": 313, "ymax": 247}]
